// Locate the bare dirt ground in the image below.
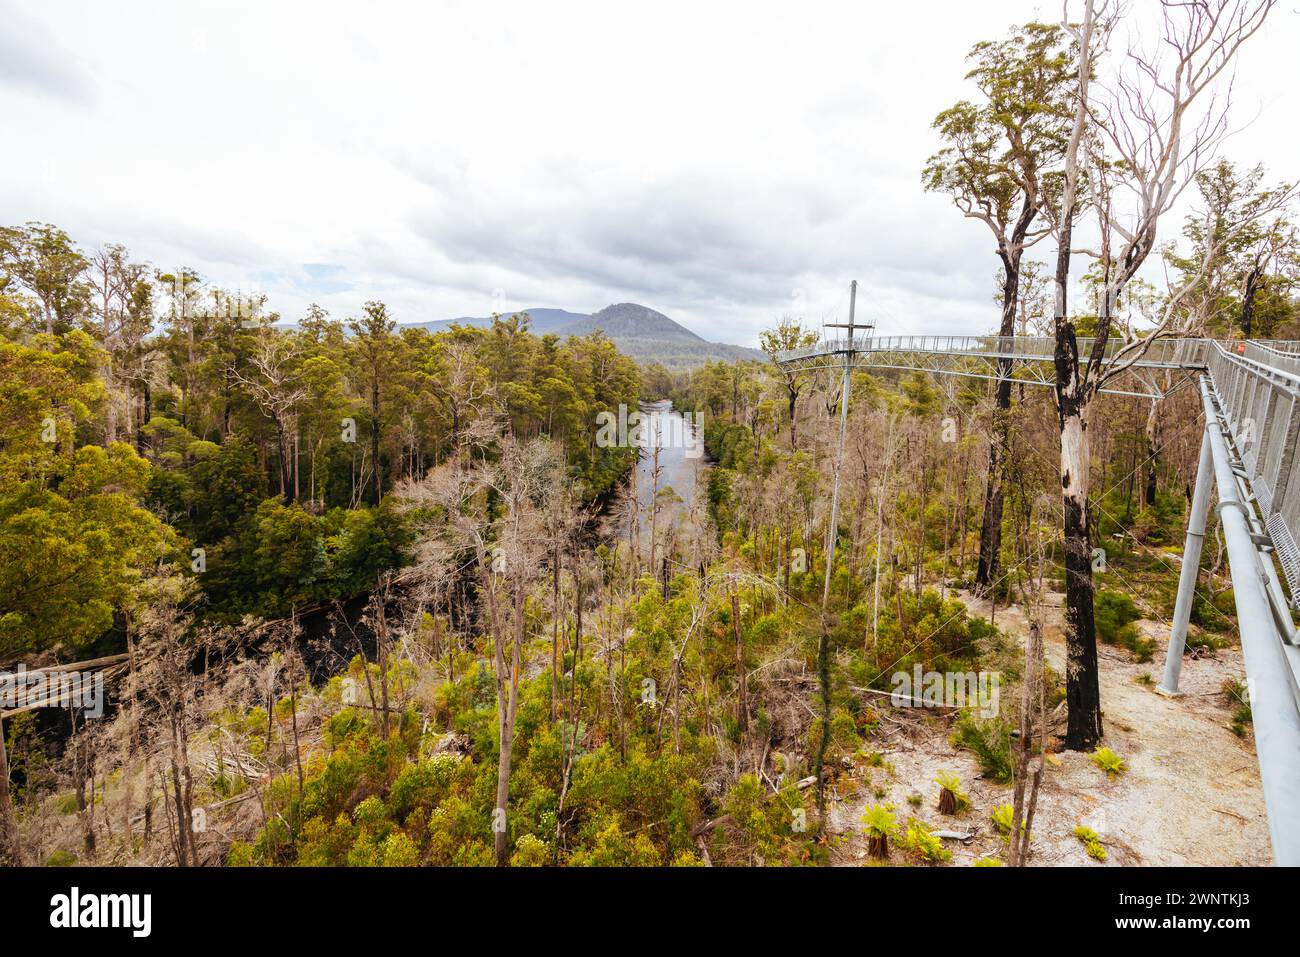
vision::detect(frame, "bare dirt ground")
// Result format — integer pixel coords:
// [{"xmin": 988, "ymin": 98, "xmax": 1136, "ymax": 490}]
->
[{"xmin": 827, "ymin": 589, "xmax": 1269, "ymax": 866}]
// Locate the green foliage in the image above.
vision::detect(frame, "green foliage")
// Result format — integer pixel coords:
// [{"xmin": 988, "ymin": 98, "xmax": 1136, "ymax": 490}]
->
[
  {"xmin": 990, "ymin": 803, "xmax": 1027, "ymax": 841},
  {"xmin": 510, "ymin": 833, "xmax": 550, "ymax": 867},
  {"xmin": 865, "ymin": 589, "xmax": 992, "ymax": 678},
  {"xmin": 1094, "ymin": 590, "xmax": 1140, "ymax": 643},
  {"xmin": 806, "ymin": 707, "xmax": 860, "ymax": 767},
  {"xmin": 1090, "ymin": 746, "xmax": 1127, "ymax": 778},
  {"xmin": 934, "ymin": 770, "xmax": 971, "ymax": 814},
  {"xmin": 860, "ymin": 803, "xmax": 899, "ymax": 838},
  {"xmin": 0, "ymin": 415, "xmax": 172, "ymax": 655},
  {"xmin": 1073, "ymin": 825, "xmax": 1107, "ymax": 861},
  {"xmin": 902, "ymin": 818, "xmax": 952, "ymax": 864},
  {"xmin": 1223, "ymin": 678, "xmax": 1253, "ymax": 737},
  {"xmin": 860, "ymin": 802, "xmax": 899, "ymax": 860},
  {"xmin": 1191, "ymin": 590, "xmax": 1232, "ymax": 635},
  {"xmin": 952, "ymin": 712, "xmax": 1013, "ymax": 783},
  {"xmin": 1093, "ymin": 590, "xmax": 1154, "ymax": 661}
]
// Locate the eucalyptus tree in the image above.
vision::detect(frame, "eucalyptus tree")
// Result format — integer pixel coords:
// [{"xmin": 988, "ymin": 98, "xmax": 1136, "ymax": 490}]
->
[
  {"xmin": 1166, "ymin": 160, "xmax": 1297, "ymax": 337},
  {"xmin": 760, "ymin": 317, "xmax": 818, "ymax": 450},
  {"xmin": 924, "ymin": 22, "xmax": 1074, "ymax": 593},
  {"xmin": 0, "ymin": 223, "xmax": 90, "ymax": 337},
  {"xmin": 348, "ymin": 301, "xmax": 397, "ymax": 506},
  {"xmin": 227, "ymin": 326, "xmax": 309, "ymax": 501},
  {"xmin": 1051, "ymin": 0, "xmax": 1274, "ymax": 749}
]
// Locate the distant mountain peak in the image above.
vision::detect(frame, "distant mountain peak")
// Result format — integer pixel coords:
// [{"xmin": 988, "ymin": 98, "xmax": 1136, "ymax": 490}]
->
[{"xmin": 559, "ymin": 303, "xmax": 706, "ymax": 343}]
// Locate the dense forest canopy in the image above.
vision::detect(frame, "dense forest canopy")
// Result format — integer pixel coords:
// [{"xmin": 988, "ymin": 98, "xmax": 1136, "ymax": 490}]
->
[{"xmin": 0, "ymin": 229, "xmax": 642, "ymax": 646}]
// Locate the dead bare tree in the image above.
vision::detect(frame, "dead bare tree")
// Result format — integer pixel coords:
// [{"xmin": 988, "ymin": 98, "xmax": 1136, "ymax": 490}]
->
[
  {"xmin": 227, "ymin": 327, "xmax": 309, "ymax": 501},
  {"xmin": 136, "ymin": 573, "xmax": 202, "ymax": 866}
]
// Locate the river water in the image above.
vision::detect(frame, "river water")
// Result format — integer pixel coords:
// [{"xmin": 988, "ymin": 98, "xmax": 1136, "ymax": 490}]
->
[{"xmin": 634, "ymin": 399, "xmax": 702, "ymax": 546}]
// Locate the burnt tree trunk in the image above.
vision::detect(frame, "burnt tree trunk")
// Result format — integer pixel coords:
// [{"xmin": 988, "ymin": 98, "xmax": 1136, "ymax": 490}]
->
[
  {"xmin": 975, "ymin": 223, "xmax": 1032, "ymax": 592},
  {"xmin": 1241, "ymin": 260, "xmax": 1263, "ymax": 338},
  {"xmin": 787, "ymin": 387, "xmax": 798, "ymax": 450},
  {"xmin": 1054, "ymin": 325, "xmax": 1104, "ymax": 750}
]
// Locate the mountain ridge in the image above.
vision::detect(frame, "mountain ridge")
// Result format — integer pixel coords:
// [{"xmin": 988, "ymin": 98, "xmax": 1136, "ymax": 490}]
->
[{"xmin": 400, "ymin": 301, "xmax": 761, "ymax": 369}]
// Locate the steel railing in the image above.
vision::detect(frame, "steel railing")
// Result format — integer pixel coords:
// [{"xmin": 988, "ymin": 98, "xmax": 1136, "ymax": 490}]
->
[
  {"xmin": 1203, "ymin": 341, "xmax": 1300, "ymax": 604},
  {"xmin": 777, "ymin": 334, "xmax": 1212, "ymax": 367},
  {"xmin": 777, "ymin": 333, "xmax": 1300, "ymax": 603}
]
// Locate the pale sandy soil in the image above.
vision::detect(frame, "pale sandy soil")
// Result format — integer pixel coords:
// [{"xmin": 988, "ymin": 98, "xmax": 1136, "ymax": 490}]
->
[{"xmin": 827, "ymin": 589, "xmax": 1269, "ymax": 867}]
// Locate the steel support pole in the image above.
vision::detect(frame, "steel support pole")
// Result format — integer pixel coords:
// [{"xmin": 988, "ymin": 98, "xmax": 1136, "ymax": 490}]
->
[
  {"xmin": 1200, "ymin": 376, "xmax": 1300, "ymax": 866},
  {"xmin": 1159, "ymin": 429, "xmax": 1213, "ymax": 695}
]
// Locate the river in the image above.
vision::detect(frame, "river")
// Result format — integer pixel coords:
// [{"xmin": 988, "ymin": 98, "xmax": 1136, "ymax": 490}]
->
[{"xmin": 633, "ymin": 399, "xmax": 703, "ymax": 553}]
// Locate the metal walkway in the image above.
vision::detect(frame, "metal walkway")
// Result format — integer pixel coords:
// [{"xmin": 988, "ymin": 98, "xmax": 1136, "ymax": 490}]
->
[{"xmin": 778, "ymin": 333, "xmax": 1300, "ymax": 864}]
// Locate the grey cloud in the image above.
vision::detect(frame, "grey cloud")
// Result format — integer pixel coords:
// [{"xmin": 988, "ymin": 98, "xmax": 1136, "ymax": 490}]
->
[
  {"xmin": 398, "ymin": 162, "xmax": 999, "ymax": 338},
  {"xmin": 0, "ymin": 2, "xmax": 93, "ymax": 103}
]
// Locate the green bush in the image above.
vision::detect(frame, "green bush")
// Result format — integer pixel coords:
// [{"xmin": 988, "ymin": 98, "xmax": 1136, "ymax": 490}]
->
[
  {"xmin": 860, "ymin": 803, "xmax": 899, "ymax": 859},
  {"xmin": 1094, "ymin": 591, "xmax": 1140, "ymax": 644},
  {"xmin": 1095, "ymin": 590, "xmax": 1154, "ymax": 660},
  {"xmin": 952, "ymin": 712, "xmax": 1013, "ymax": 783},
  {"xmin": 990, "ymin": 803, "xmax": 1027, "ymax": 841}
]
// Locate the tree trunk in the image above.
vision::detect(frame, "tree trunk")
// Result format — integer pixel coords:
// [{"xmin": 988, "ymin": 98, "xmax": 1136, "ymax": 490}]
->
[
  {"xmin": 376, "ymin": 597, "xmax": 391, "ymax": 740},
  {"xmin": 731, "ymin": 591, "xmax": 747, "ymax": 733},
  {"xmin": 1242, "ymin": 261, "xmax": 1263, "ymax": 338},
  {"xmin": 0, "ymin": 715, "xmax": 18, "ymax": 865},
  {"xmin": 137, "ymin": 379, "xmax": 152, "ymax": 452},
  {"xmin": 1143, "ymin": 397, "xmax": 1160, "ymax": 507},
  {"xmin": 104, "ymin": 356, "xmax": 118, "ymax": 445},
  {"xmin": 1052, "ymin": 0, "xmax": 1102, "ymax": 751},
  {"xmin": 494, "ymin": 580, "xmax": 524, "ymax": 866},
  {"xmin": 1057, "ymin": 384, "xmax": 1103, "ymax": 750},
  {"xmin": 787, "ymin": 388, "xmax": 798, "ymax": 450},
  {"xmin": 370, "ymin": 379, "xmax": 382, "ymax": 506},
  {"xmin": 975, "ymin": 264, "xmax": 1022, "ymax": 591}
]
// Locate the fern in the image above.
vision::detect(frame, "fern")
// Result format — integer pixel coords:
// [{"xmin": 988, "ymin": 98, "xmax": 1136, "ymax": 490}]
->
[
  {"xmin": 934, "ymin": 770, "xmax": 971, "ymax": 815},
  {"xmin": 1090, "ymin": 746, "xmax": 1126, "ymax": 778},
  {"xmin": 860, "ymin": 803, "xmax": 898, "ymax": 859},
  {"xmin": 902, "ymin": 818, "xmax": 952, "ymax": 864},
  {"xmin": 1073, "ymin": 824, "xmax": 1107, "ymax": 861},
  {"xmin": 991, "ymin": 802, "xmax": 1028, "ymax": 841}
]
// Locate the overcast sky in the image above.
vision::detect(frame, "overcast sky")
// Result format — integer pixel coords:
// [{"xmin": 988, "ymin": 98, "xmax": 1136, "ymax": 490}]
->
[{"xmin": 2, "ymin": 1, "xmax": 1297, "ymax": 346}]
